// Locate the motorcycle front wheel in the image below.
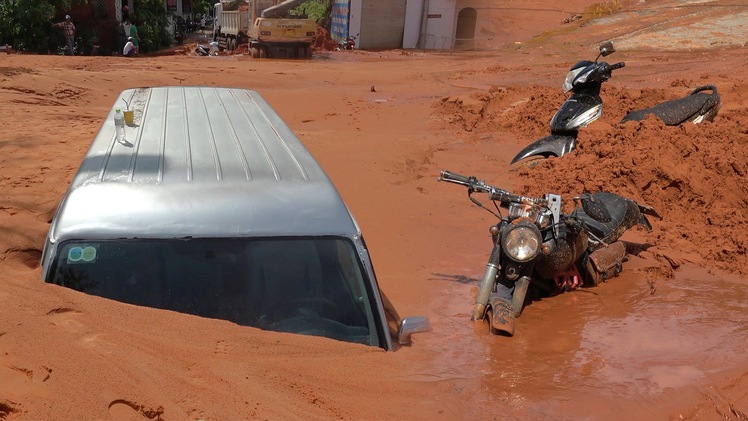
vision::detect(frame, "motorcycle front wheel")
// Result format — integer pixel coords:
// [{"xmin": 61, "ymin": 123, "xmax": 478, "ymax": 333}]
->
[{"xmin": 483, "ymin": 307, "xmax": 500, "ymax": 335}]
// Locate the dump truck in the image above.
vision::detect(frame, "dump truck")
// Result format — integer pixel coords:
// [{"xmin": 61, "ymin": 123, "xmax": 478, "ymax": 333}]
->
[
  {"xmin": 213, "ymin": 0, "xmax": 316, "ymax": 58},
  {"xmin": 212, "ymin": 0, "xmax": 249, "ymax": 52}
]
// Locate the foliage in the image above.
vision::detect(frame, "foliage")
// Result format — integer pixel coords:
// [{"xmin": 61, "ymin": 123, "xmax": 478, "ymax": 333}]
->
[
  {"xmin": 291, "ymin": 0, "xmax": 331, "ymax": 27},
  {"xmin": 0, "ymin": 0, "xmax": 85, "ymax": 50},
  {"xmin": 133, "ymin": 0, "xmax": 172, "ymax": 53},
  {"xmin": 191, "ymin": 0, "xmax": 213, "ymax": 16},
  {"xmin": 0, "ymin": 0, "xmax": 211, "ymax": 54},
  {"xmin": 582, "ymin": 0, "xmax": 622, "ymax": 19}
]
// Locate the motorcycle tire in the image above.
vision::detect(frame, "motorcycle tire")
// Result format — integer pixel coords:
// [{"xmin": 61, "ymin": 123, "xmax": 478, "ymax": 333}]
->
[{"xmin": 484, "ymin": 307, "xmax": 500, "ymax": 335}]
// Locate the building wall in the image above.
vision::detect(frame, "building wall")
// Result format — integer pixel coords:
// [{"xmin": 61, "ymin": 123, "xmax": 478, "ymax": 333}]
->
[
  {"xmin": 423, "ymin": 0, "xmax": 455, "ymax": 49},
  {"xmin": 353, "ymin": 0, "xmax": 406, "ymax": 49},
  {"xmin": 402, "ymin": 0, "xmax": 505, "ymax": 50}
]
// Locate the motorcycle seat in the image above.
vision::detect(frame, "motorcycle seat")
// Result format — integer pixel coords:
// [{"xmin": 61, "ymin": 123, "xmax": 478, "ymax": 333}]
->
[
  {"xmin": 620, "ymin": 85, "xmax": 720, "ymax": 126},
  {"xmin": 571, "ymin": 192, "xmax": 643, "ymax": 245}
]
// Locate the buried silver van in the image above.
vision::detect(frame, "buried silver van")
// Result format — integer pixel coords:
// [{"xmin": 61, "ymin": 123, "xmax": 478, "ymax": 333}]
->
[{"xmin": 41, "ymin": 86, "xmax": 428, "ymax": 350}]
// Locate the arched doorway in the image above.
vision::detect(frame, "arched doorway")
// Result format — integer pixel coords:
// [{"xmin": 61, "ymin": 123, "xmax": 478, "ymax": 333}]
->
[{"xmin": 455, "ymin": 7, "xmax": 477, "ymax": 49}]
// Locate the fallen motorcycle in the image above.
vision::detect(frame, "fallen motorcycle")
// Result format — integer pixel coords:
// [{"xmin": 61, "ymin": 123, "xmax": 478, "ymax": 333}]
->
[
  {"xmin": 195, "ymin": 43, "xmax": 210, "ymax": 56},
  {"xmin": 438, "ymin": 170, "xmax": 659, "ymax": 336},
  {"xmin": 195, "ymin": 42, "xmax": 219, "ymax": 56},
  {"xmin": 511, "ymin": 41, "xmax": 721, "ymax": 164}
]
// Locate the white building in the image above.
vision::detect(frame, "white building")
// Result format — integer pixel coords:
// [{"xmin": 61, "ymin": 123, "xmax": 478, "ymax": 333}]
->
[
  {"xmin": 332, "ymin": 0, "xmax": 502, "ymax": 50},
  {"xmin": 404, "ymin": 0, "xmax": 503, "ymax": 50}
]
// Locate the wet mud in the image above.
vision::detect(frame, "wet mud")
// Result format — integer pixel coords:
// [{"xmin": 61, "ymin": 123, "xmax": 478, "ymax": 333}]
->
[{"xmin": 1, "ymin": 0, "xmax": 748, "ymax": 420}]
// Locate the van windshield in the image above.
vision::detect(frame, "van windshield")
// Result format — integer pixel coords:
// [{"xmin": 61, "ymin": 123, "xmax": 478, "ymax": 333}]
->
[{"xmin": 48, "ymin": 237, "xmax": 382, "ymax": 347}]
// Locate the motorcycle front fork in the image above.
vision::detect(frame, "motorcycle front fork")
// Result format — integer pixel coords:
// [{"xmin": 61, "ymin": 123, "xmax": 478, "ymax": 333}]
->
[
  {"xmin": 470, "ymin": 243, "xmax": 533, "ymax": 321},
  {"xmin": 470, "ymin": 243, "xmax": 501, "ymax": 320}
]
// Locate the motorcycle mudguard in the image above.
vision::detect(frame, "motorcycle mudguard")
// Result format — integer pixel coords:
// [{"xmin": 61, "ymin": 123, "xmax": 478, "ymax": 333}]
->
[
  {"xmin": 620, "ymin": 85, "xmax": 721, "ymax": 125},
  {"xmin": 510, "ymin": 133, "xmax": 577, "ymax": 164},
  {"xmin": 488, "ymin": 296, "xmax": 515, "ymax": 336}
]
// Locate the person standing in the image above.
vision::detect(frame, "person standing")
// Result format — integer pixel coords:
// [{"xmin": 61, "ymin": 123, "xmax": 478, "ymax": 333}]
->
[
  {"xmin": 53, "ymin": 15, "xmax": 76, "ymax": 55},
  {"xmin": 129, "ymin": 20, "xmax": 140, "ymax": 54}
]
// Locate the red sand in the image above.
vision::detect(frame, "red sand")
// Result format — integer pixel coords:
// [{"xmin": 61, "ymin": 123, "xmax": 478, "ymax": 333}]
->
[{"xmin": 2, "ymin": 1, "xmax": 748, "ymax": 420}]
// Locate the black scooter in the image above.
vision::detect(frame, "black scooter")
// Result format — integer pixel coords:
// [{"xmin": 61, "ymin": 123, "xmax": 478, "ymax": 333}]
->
[{"xmin": 511, "ymin": 41, "xmax": 721, "ymax": 164}]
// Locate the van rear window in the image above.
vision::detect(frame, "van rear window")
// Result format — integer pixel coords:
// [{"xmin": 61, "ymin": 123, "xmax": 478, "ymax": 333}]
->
[{"xmin": 49, "ymin": 237, "xmax": 381, "ymax": 347}]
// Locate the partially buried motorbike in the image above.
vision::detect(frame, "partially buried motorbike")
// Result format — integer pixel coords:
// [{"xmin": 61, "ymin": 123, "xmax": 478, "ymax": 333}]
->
[
  {"xmin": 438, "ymin": 170, "xmax": 659, "ymax": 336},
  {"xmin": 511, "ymin": 41, "xmax": 721, "ymax": 164}
]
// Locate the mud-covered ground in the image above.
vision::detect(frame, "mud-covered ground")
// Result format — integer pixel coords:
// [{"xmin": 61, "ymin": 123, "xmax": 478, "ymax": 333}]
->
[
  {"xmin": 1, "ymin": 0, "xmax": 748, "ymax": 420},
  {"xmin": 436, "ymin": 82, "xmax": 748, "ymax": 277}
]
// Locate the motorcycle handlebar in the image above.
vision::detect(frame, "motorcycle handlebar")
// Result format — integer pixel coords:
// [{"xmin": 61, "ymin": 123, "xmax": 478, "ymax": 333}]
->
[
  {"xmin": 438, "ymin": 170, "xmax": 548, "ymax": 206},
  {"xmin": 438, "ymin": 170, "xmax": 473, "ymax": 186},
  {"xmin": 610, "ymin": 61, "xmax": 625, "ymax": 70}
]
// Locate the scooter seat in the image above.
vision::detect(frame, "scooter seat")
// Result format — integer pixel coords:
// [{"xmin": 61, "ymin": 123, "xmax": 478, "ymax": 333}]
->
[{"xmin": 621, "ymin": 85, "xmax": 720, "ymax": 126}]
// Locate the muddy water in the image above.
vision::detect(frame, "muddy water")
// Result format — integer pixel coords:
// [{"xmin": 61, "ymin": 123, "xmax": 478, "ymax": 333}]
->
[{"xmin": 417, "ymin": 258, "xmax": 748, "ymax": 419}]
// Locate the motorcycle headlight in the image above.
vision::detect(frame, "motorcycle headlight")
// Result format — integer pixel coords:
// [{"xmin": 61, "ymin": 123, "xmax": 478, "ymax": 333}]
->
[
  {"xmin": 501, "ymin": 222, "xmax": 541, "ymax": 263},
  {"xmin": 562, "ymin": 61, "xmax": 595, "ymax": 93}
]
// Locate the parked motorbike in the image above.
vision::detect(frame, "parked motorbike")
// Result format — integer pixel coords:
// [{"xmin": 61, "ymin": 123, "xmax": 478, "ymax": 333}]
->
[
  {"xmin": 511, "ymin": 41, "xmax": 721, "ymax": 164},
  {"xmin": 336, "ymin": 33, "xmax": 358, "ymax": 51},
  {"xmin": 438, "ymin": 170, "xmax": 659, "ymax": 336},
  {"xmin": 175, "ymin": 28, "xmax": 184, "ymax": 45}
]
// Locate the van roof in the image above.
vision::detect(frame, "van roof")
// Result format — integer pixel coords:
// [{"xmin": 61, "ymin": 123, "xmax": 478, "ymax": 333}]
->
[{"xmin": 49, "ymin": 87, "xmax": 358, "ymax": 242}]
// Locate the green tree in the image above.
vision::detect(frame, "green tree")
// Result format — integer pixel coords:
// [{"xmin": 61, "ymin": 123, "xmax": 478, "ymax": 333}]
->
[
  {"xmin": 133, "ymin": 0, "xmax": 172, "ymax": 53},
  {"xmin": 291, "ymin": 0, "xmax": 331, "ymax": 27},
  {"xmin": 191, "ymin": 0, "xmax": 213, "ymax": 16},
  {"xmin": 0, "ymin": 0, "xmax": 86, "ymax": 51}
]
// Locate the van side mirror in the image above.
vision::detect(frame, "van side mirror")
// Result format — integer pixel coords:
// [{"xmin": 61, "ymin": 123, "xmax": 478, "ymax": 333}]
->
[{"xmin": 397, "ymin": 316, "xmax": 430, "ymax": 345}]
